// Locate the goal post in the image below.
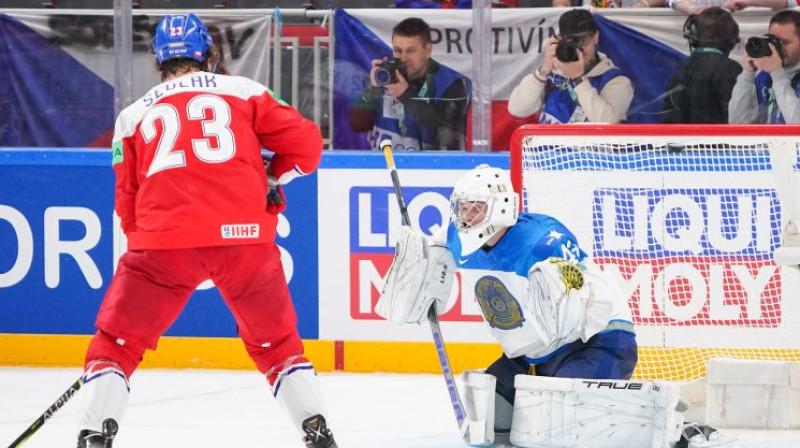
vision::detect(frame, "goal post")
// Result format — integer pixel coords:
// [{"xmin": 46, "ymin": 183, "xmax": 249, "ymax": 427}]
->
[{"xmin": 510, "ymin": 124, "xmax": 800, "ymax": 382}]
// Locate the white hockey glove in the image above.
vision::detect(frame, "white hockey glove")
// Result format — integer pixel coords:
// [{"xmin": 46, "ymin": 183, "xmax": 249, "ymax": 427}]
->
[
  {"xmin": 528, "ymin": 258, "xmax": 613, "ymax": 348},
  {"xmin": 528, "ymin": 258, "xmax": 587, "ymax": 350},
  {"xmin": 375, "ymin": 226, "xmax": 455, "ymax": 324}
]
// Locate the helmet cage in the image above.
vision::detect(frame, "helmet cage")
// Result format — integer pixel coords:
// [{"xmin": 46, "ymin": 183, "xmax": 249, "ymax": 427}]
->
[
  {"xmin": 451, "ymin": 198, "xmax": 491, "ymax": 232},
  {"xmin": 449, "ymin": 165, "xmax": 519, "ymax": 255}
]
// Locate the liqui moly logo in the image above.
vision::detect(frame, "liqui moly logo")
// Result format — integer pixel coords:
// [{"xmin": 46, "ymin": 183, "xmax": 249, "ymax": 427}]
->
[
  {"xmin": 348, "ymin": 186, "xmax": 482, "ymax": 322},
  {"xmin": 221, "ymin": 223, "xmax": 260, "ymax": 239},
  {"xmin": 592, "ymin": 188, "xmax": 782, "ymax": 327}
]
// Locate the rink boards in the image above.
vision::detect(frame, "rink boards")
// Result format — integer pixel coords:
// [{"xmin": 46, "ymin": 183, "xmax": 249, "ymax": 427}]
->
[{"xmin": 1, "ymin": 149, "xmax": 798, "ymax": 378}]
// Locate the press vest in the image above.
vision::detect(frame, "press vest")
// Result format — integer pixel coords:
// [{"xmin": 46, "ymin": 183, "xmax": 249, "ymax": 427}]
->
[
  {"xmin": 755, "ymin": 71, "xmax": 800, "ymax": 124},
  {"xmin": 538, "ymin": 68, "xmax": 624, "ymax": 124},
  {"xmin": 369, "ymin": 61, "xmax": 468, "ymax": 150}
]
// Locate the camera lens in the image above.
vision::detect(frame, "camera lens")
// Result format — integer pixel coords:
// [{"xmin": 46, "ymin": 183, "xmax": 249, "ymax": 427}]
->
[
  {"xmin": 745, "ymin": 36, "xmax": 771, "ymax": 59},
  {"xmin": 556, "ymin": 39, "xmax": 580, "ymax": 63},
  {"xmin": 375, "ymin": 67, "xmax": 392, "ymax": 86}
]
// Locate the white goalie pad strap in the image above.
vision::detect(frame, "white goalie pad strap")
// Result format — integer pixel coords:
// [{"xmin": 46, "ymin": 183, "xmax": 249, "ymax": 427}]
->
[
  {"xmin": 463, "ymin": 370, "xmax": 496, "ymax": 446},
  {"xmin": 510, "ymin": 375, "xmax": 684, "ymax": 448},
  {"xmin": 376, "ymin": 226, "xmax": 455, "ymax": 324},
  {"xmin": 78, "ymin": 360, "xmax": 130, "ymax": 433}
]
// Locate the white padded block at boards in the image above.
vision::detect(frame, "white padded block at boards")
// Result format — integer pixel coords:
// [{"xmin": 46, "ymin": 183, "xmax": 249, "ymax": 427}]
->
[{"xmin": 705, "ymin": 358, "xmax": 800, "ymax": 429}]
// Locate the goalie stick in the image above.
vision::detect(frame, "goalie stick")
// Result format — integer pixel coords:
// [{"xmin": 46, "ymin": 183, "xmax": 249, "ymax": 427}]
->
[
  {"xmin": 380, "ymin": 139, "xmax": 470, "ymax": 442},
  {"xmin": 7, "ymin": 376, "xmax": 83, "ymax": 448}
]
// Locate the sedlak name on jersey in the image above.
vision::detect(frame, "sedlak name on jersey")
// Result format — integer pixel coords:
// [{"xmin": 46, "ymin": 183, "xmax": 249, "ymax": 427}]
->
[{"xmin": 143, "ymin": 74, "xmax": 219, "ymax": 107}]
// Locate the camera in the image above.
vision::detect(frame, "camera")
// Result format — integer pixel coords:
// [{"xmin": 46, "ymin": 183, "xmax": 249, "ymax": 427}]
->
[
  {"xmin": 555, "ymin": 37, "xmax": 583, "ymax": 63},
  {"xmin": 745, "ymin": 34, "xmax": 784, "ymax": 59},
  {"xmin": 374, "ymin": 58, "xmax": 405, "ymax": 86}
]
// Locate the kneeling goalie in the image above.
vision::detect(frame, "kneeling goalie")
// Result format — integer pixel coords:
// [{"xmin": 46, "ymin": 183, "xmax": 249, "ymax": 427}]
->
[{"xmin": 376, "ymin": 164, "xmax": 726, "ymax": 448}]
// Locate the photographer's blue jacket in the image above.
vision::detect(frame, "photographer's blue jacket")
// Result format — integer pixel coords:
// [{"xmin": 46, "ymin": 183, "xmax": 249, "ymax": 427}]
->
[
  {"xmin": 367, "ymin": 59, "xmax": 471, "ymax": 150},
  {"xmin": 754, "ymin": 70, "xmax": 800, "ymax": 124}
]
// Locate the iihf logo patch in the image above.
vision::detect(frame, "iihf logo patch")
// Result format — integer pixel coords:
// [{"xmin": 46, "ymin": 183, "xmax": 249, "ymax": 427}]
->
[
  {"xmin": 475, "ymin": 276, "xmax": 525, "ymax": 330},
  {"xmin": 221, "ymin": 224, "xmax": 260, "ymax": 239}
]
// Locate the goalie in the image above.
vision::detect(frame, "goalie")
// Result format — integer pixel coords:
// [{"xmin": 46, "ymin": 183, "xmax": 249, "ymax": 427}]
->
[{"xmin": 376, "ymin": 164, "xmax": 722, "ymax": 448}]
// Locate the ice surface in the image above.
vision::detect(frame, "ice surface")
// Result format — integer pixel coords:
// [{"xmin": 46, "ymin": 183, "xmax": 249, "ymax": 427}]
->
[{"xmin": 0, "ymin": 368, "xmax": 797, "ymax": 448}]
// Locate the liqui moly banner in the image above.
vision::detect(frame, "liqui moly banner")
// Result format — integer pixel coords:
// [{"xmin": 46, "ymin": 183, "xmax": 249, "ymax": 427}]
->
[
  {"xmin": 521, "ymin": 147, "xmax": 800, "ymax": 350},
  {"xmin": 317, "ymin": 154, "xmax": 508, "ymax": 342},
  {"xmin": 333, "ymin": 8, "xmax": 774, "ymax": 151}
]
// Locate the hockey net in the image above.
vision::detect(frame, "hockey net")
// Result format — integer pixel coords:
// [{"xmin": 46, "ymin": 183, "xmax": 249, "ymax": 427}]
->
[{"xmin": 510, "ymin": 124, "xmax": 800, "ymax": 382}]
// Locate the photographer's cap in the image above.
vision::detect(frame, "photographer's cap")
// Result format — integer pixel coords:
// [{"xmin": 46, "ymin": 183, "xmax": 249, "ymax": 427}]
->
[{"xmin": 559, "ymin": 9, "xmax": 597, "ymax": 36}]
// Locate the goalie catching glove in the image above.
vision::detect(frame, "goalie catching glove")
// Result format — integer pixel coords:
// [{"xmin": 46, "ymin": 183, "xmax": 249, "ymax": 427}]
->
[
  {"xmin": 528, "ymin": 257, "xmax": 615, "ymax": 353},
  {"xmin": 376, "ymin": 226, "xmax": 456, "ymax": 324}
]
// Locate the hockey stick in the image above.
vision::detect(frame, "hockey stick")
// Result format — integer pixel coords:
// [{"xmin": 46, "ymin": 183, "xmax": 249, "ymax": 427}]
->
[
  {"xmin": 380, "ymin": 139, "xmax": 470, "ymax": 442},
  {"xmin": 7, "ymin": 376, "xmax": 83, "ymax": 448}
]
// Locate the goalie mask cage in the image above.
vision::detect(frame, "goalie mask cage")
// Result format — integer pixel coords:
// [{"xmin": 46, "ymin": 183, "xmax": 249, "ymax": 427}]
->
[{"xmin": 510, "ymin": 124, "xmax": 800, "ymax": 382}]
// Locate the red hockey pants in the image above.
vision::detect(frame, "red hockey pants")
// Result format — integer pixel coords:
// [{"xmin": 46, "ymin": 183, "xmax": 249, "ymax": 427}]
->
[{"xmin": 85, "ymin": 243, "xmax": 304, "ymax": 378}]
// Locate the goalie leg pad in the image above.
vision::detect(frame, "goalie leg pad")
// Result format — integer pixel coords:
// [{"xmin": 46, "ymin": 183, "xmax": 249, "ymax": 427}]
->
[
  {"xmin": 509, "ymin": 375, "xmax": 684, "ymax": 448},
  {"xmin": 463, "ymin": 370, "xmax": 497, "ymax": 446}
]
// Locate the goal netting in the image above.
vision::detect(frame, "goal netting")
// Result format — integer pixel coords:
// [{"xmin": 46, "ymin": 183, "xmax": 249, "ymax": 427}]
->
[{"xmin": 510, "ymin": 124, "xmax": 800, "ymax": 382}]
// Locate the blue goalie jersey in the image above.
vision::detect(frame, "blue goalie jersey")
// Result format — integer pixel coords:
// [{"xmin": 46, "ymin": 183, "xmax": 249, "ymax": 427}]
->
[{"xmin": 442, "ymin": 213, "xmax": 633, "ymax": 362}]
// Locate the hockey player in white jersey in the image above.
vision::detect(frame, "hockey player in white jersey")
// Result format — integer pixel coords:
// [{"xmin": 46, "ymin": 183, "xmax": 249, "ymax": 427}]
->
[{"xmin": 377, "ymin": 164, "xmax": 726, "ymax": 448}]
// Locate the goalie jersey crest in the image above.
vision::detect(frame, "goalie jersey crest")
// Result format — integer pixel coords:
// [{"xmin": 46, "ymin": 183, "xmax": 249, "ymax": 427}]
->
[{"xmin": 475, "ymin": 276, "xmax": 525, "ymax": 330}]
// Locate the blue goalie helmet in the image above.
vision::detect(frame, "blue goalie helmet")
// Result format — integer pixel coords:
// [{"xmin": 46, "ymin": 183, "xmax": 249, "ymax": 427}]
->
[{"xmin": 152, "ymin": 13, "xmax": 212, "ymax": 65}]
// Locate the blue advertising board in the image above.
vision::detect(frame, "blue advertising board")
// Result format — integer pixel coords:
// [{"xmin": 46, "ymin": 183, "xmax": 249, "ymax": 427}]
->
[{"xmin": 0, "ymin": 149, "xmax": 506, "ymax": 340}]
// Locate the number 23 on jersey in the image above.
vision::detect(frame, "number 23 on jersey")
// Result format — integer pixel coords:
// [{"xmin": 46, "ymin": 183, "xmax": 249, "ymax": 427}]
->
[{"xmin": 141, "ymin": 94, "xmax": 237, "ymax": 177}]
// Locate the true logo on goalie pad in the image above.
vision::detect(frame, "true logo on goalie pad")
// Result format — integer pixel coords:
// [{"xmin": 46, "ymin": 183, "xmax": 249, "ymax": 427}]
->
[
  {"xmin": 581, "ymin": 380, "xmax": 644, "ymax": 390},
  {"xmin": 475, "ymin": 276, "xmax": 524, "ymax": 330}
]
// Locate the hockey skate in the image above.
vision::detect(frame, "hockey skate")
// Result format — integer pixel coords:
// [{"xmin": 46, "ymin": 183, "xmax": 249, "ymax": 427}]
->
[
  {"xmin": 676, "ymin": 422, "xmax": 738, "ymax": 448},
  {"xmin": 76, "ymin": 418, "xmax": 118, "ymax": 448},
  {"xmin": 302, "ymin": 414, "xmax": 337, "ymax": 448}
]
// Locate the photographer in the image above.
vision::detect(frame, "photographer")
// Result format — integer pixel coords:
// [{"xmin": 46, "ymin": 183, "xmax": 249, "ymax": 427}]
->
[
  {"xmin": 348, "ymin": 17, "xmax": 471, "ymax": 151},
  {"xmin": 662, "ymin": 8, "xmax": 742, "ymax": 123},
  {"xmin": 507, "ymin": 9, "xmax": 633, "ymax": 124},
  {"xmin": 729, "ymin": 10, "xmax": 800, "ymax": 124}
]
